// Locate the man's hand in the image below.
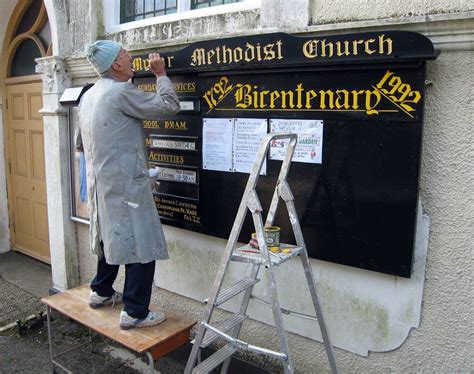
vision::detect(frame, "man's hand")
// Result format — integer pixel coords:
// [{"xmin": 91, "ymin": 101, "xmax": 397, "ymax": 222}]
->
[
  {"xmin": 148, "ymin": 168, "xmax": 159, "ymax": 178},
  {"xmin": 149, "ymin": 53, "xmax": 167, "ymax": 78}
]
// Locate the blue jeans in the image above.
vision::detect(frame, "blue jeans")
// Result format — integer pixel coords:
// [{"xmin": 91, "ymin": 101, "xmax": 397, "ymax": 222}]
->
[{"xmin": 90, "ymin": 249, "xmax": 156, "ymax": 319}]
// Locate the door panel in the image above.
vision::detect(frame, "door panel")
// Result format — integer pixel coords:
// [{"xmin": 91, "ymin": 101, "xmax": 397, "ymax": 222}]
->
[
  {"xmin": 28, "ymin": 93, "xmax": 42, "ymax": 120},
  {"xmin": 12, "ymin": 94, "xmax": 24, "ymax": 119},
  {"xmin": 6, "ymin": 82, "xmax": 50, "ymax": 262},
  {"xmin": 13, "ymin": 130, "xmax": 28, "ymax": 176},
  {"xmin": 30, "ymin": 131, "xmax": 45, "ymax": 179}
]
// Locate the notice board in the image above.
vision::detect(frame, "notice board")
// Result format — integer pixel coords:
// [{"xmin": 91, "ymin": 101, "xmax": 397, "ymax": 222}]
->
[{"xmin": 132, "ymin": 31, "xmax": 438, "ymax": 277}]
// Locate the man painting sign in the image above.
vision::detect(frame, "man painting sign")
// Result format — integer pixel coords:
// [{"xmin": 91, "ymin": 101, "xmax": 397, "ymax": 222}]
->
[{"xmin": 75, "ymin": 40, "xmax": 179, "ymax": 329}]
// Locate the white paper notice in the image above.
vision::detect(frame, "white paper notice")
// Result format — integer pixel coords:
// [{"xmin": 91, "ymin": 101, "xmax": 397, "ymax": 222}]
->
[
  {"xmin": 233, "ymin": 118, "xmax": 268, "ymax": 174},
  {"xmin": 203, "ymin": 118, "xmax": 233, "ymax": 171},
  {"xmin": 269, "ymin": 119, "xmax": 324, "ymax": 164}
]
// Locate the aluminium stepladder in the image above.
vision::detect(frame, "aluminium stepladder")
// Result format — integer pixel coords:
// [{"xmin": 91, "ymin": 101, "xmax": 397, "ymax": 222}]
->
[{"xmin": 185, "ymin": 133, "xmax": 338, "ymax": 374}]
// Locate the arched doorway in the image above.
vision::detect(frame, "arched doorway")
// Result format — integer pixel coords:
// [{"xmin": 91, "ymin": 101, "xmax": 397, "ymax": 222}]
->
[{"xmin": 2, "ymin": 0, "xmax": 51, "ymax": 262}]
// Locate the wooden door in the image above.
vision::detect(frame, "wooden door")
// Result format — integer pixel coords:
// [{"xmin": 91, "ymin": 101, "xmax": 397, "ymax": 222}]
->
[{"xmin": 6, "ymin": 82, "xmax": 50, "ymax": 262}]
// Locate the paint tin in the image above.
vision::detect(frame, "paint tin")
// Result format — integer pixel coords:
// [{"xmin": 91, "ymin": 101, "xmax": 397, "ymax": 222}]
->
[{"xmin": 264, "ymin": 226, "xmax": 280, "ymax": 252}]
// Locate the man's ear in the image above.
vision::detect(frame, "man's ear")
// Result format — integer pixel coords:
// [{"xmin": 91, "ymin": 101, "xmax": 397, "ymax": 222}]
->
[{"xmin": 111, "ymin": 60, "xmax": 121, "ymax": 72}]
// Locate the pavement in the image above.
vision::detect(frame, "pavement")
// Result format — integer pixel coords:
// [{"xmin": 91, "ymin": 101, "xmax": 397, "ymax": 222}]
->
[{"xmin": 0, "ymin": 251, "xmax": 273, "ymax": 373}]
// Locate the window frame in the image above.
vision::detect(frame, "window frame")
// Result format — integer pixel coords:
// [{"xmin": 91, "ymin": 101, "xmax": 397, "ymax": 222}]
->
[
  {"xmin": 120, "ymin": 0, "xmax": 179, "ymax": 24},
  {"xmin": 103, "ymin": 0, "xmax": 260, "ymax": 33}
]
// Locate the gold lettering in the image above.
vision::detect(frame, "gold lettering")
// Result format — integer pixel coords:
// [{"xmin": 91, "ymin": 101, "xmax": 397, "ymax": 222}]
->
[
  {"xmin": 303, "ymin": 35, "xmax": 393, "ymax": 59},
  {"xmin": 269, "ymin": 91, "xmax": 280, "ymax": 109},
  {"xmin": 375, "ymin": 70, "xmax": 421, "ymax": 115},
  {"xmin": 132, "ymin": 57, "xmax": 143, "ymax": 71},
  {"xmin": 215, "ymin": 46, "xmax": 222, "ymax": 63},
  {"xmin": 244, "ymin": 43, "xmax": 255, "ymax": 62},
  {"xmin": 319, "ymin": 90, "xmax": 335, "ymax": 109},
  {"xmin": 145, "ymin": 138, "xmax": 152, "ymax": 146},
  {"xmin": 305, "ymin": 90, "xmax": 317, "ymax": 109},
  {"xmin": 296, "ymin": 84, "xmax": 304, "ymax": 109},
  {"xmin": 321, "ymin": 39, "xmax": 333, "ymax": 58},
  {"xmin": 256, "ymin": 43, "xmax": 262, "ymax": 61},
  {"xmin": 222, "ymin": 45, "xmax": 233, "ymax": 64},
  {"xmin": 397, "ymin": 83, "xmax": 413, "ymax": 102},
  {"xmin": 137, "ymin": 84, "xmax": 157, "ymax": 92},
  {"xmin": 303, "ymin": 40, "xmax": 318, "ymax": 58},
  {"xmin": 233, "ymin": 47, "xmax": 243, "ymax": 63},
  {"xmin": 263, "ymin": 43, "xmax": 275, "ymax": 60},
  {"xmin": 148, "ymin": 152, "xmax": 184, "ymax": 164},
  {"xmin": 399, "ymin": 90, "xmax": 421, "ymax": 113},
  {"xmin": 364, "ymin": 39, "xmax": 376, "ymax": 55},
  {"xmin": 173, "ymin": 82, "xmax": 196, "ymax": 93},
  {"xmin": 143, "ymin": 120, "xmax": 159, "ymax": 129},
  {"xmin": 252, "ymin": 86, "xmax": 260, "ymax": 108},
  {"xmin": 259, "ymin": 90, "xmax": 270, "ymax": 108},
  {"xmin": 164, "ymin": 120, "xmax": 188, "ymax": 130},
  {"xmin": 280, "ymin": 90, "xmax": 294, "ymax": 109},
  {"xmin": 187, "ymin": 41, "xmax": 285, "ymax": 67},
  {"xmin": 207, "ymin": 49, "xmax": 215, "ymax": 65},
  {"xmin": 336, "ymin": 41, "xmax": 350, "ymax": 56},
  {"xmin": 190, "ymin": 48, "xmax": 206, "ymax": 66},
  {"xmin": 351, "ymin": 90, "xmax": 365, "ymax": 110},
  {"xmin": 376, "ymin": 70, "xmax": 394, "ymax": 89},
  {"xmin": 203, "ymin": 77, "xmax": 234, "ymax": 110},
  {"xmin": 166, "ymin": 55, "xmax": 174, "ymax": 67},
  {"xmin": 335, "ymin": 90, "xmax": 350, "ymax": 109},
  {"xmin": 276, "ymin": 40, "xmax": 283, "ymax": 60},
  {"xmin": 352, "ymin": 39, "xmax": 364, "ymax": 55},
  {"xmin": 205, "ymin": 73, "xmax": 418, "ymax": 118},
  {"xmin": 203, "ymin": 91, "xmax": 217, "ymax": 109},
  {"xmin": 387, "ymin": 76, "xmax": 402, "ymax": 96},
  {"xmin": 378, "ymin": 34, "xmax": 393, "ymax": 55},
  {"xmin": 365, "ymin": 89, "xmax": 381, "ymax": 115},
  {"xmin": 235, "ymin": 84, "xmax": 253, "ymax": 109}
]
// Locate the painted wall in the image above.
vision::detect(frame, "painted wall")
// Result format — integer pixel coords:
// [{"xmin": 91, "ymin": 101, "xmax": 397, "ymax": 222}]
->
[
  {"xmin": 311, "ymin": 0, "xmax": 473, "ymax": 24},
  {"xmin": 0, "ymin": 0, "xmax": 19, "ymax": 253},
  {"xmin": 42, "ymin": 0, "xmax": 473, "ymax": 372}
]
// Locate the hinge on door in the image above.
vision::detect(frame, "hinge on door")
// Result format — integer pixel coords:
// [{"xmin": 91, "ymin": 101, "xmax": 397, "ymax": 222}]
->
[
  {"xmin": 5, "ymin": 98, "xmax": 7, "ymax": 110},
  {"xmin": 8, "ymin": 161, "xmax": 11, "ymax": 174}
]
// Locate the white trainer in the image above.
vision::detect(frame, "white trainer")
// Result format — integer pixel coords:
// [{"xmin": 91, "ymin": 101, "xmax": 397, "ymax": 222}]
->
[
  {"xmin": 89, "ymin": 290, "xmax": 122, "ymax": 309},
  {"xmin": 119, "ymin": 310, "xmax": 166, "ymax": 330}
]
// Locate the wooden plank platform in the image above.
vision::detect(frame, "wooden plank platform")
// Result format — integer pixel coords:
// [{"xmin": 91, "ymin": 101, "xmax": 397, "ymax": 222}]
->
[{"xmin": 41, "ymin": 284, "xmax": 196, "ymax": 360}]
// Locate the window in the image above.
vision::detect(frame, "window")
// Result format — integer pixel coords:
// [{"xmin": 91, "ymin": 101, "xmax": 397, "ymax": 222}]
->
[
  {"xmin": 106, "ymin": 0, "xmax": 255, "ymax": 32},
  {"xmin": 120, "ymin": 0, "xmax": 242, "ymax": 23},
  {"xmin": 8, "ymin": 0, "xmax": 51, "ymax": 77},
  {"xmin": 120, "ymin": 1, "xmax": 178, "ymax": 23},
  {"xmin": 191, "ymin": 0, "xmax": 242, "ymax": 9}
]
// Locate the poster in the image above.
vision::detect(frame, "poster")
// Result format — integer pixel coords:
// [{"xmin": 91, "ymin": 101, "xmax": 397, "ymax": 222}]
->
[
  {"xmin": 233, "ymin": 118, "xmax": 268, "ymax": 174},
  {"xmin": 202, "ymin": 118, "xmax": 233, "ymax": 171},
  {"xmin": 269, "ymin": 119, "xmax": 324, "ymax": 164}
]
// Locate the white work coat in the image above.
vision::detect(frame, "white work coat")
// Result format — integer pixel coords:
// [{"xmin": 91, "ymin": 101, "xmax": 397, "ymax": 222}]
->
[{"xmin": 75, "ymin": 76, "xmax": 180, "ymax": 264}]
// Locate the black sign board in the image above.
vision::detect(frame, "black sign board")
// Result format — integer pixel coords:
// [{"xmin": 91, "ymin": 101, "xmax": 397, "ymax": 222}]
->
[{"xmin": 134, "ymin": 31, "xmax": 437, "ymax": 277}]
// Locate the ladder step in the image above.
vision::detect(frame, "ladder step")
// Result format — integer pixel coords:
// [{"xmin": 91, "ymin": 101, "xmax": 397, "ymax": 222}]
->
[
  {"xmin": 232, "ymin": 243, "xmax": 303, "ymax": 266},
  {"xmin": 192, "ymin": 345, "xmax": 237, "ymax": 374},
  {"xmin": 192, "ymin": 314, "xmax": 248, "ymax": 348},
  {"xmin": 205, "ymin": 277, "xmax": 259, "ymax": 306}
]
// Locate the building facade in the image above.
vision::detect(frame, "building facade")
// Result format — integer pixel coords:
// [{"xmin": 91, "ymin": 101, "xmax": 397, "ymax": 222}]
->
[{"xmin": 0, "ymin": 0, "xmax": 472, "ymax": 372}]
